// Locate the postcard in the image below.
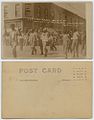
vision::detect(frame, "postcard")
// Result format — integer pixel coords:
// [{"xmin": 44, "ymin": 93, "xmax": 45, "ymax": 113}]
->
[
  {"xmin": 2, "ymin": 61, "xmax": 92, "ymax": 118},
  {"xmin": 1, "ymin": 2, "xmax": 92, "ymax": 59}
]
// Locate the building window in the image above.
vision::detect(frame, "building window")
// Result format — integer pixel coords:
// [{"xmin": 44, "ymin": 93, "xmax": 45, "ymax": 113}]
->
[
  {"xmin": 4, "ymin": 5, "xmax": 8, "ymax": 19},
  {"xmin": 78, "ymin": 17, "xmax": 79, "ymax": 24},
  {"xmin": 65, "ymin": 15, "xmax": 67, "ymax": 20},
  {"xmin": 65, "ymin": 15, "xmax": 67, "ymax": 25},
  {"xmin": 71, "ymin": 18, "xmax": 72, "ymax": 23},
  {"xmin": 25, "ymin": 3, "xmax": 31, "ymax": 17},
  {"xmin": 59, "ymin": 12, "xmax": 62, "ymax": 20},
  {"xmin": 37, "ymin": 6, "xmax": 41, "ymax": 18},
  {"xmin": 44, "ymin": 8, "xmax": 48, "ymax": 19},
  {"xmin": 50, "ymin": 10, "xmax": 55, "ymax": 20},
  {"xmin": 15, "ymin": 3, "xmax": 20, "ymax": 17}
]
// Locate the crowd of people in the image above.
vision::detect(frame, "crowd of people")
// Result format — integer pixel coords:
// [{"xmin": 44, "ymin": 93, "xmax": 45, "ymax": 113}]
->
[{"xmin": 3, "ymin": 24, "xmax": 86, "ymax": 58}]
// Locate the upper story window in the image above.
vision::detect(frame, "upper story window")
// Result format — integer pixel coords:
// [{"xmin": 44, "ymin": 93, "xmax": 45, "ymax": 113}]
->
[
  {"xmin": 59, "ymin": 12, "xmax": 62, "ymax": 20},
  {"xmin": 50, "ymin": 10, "xmax": 55, "ymax": 20},
  {"xmin": 65, "ymin": 15, "xmax": 67, "ymax": 24},
  {"xmin": 37, "ymin": 6, "xmax": 41, "ymax": 18},
  {"xmin": 44, "ymin": 8, "xmax": 48, "ymax": 19},
  {"xmin": 15, "ymin": 3, "xmax": 21, "ymax": 17},
  {"xmin": 65, "ymin": 15, "xmax": 67, "ymax": 20},
  {"xmin": 25, "ymin": 3, "xmax": 31, "ymax": 17},
  {"xmin": 70, "ymin": 18, "xmax": 72, "ymax": 23},
  {"xmin": 4, "ymin": 5, "xmax": 8, "ymax": 19}
]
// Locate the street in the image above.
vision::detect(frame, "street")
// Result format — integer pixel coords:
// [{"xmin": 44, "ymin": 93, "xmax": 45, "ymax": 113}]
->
[{"xmin": 2, "ymin": 45, "xmax": 86, "ymax": 59}]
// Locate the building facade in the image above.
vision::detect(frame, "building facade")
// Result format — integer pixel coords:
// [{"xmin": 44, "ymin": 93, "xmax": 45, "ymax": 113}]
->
[{"xmin": 2, "ymin": 2, "xmax": 86, "ymax": 32}]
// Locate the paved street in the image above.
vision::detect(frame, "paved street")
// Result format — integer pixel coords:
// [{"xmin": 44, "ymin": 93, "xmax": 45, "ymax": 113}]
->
[{"xmin": 2, "ymin": 45, "xmax": 85, "ymax": 59}]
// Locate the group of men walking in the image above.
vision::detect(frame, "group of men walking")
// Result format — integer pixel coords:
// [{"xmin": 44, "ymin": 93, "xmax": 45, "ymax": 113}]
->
[{"xmin": 4, "ymin": 24, "xmax": 86, "ymax": 58}]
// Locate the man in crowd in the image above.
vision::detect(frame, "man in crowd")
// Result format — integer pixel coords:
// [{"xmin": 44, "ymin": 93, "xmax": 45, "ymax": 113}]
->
[
  {"xmin": 29, "ymin": 29, "xmax": 37, "ymax": 55},
  {"xmin": 17, "ymin": 28, "xmax": 24, "ymax": 51},
  {"xmin": 72, "ymin": 29, "xmax": 80, "ymax": 57},
  {"xmin": 9, "ymin": 24, "xmax": 17, "ymax": 58},
  {"xmin": 63, "ymin": 31, "xmax": 70, "ymax": 58},
  {"xmin": 37, "ymin": 29, "xmax": 43, "ymax": 55},
  {"xmin": 41, "ymin": 28, "xmax": 49, "ymax": 57}
]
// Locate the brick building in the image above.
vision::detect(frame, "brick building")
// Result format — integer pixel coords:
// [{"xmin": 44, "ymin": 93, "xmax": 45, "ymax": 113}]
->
[{"xmin": 2, "ymin": 2, "xmax": 86, "ymax": 32}]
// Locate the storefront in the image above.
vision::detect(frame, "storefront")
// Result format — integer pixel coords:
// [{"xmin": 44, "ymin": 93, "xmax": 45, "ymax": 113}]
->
[{"xmin": 3, "ymin": 3, "xmax": 86, "ymax": 33}]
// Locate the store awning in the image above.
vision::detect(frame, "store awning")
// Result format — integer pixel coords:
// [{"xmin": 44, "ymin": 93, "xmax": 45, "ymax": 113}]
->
[{"xmin": 54, "ymin": 2, "xmax": 85, "ymax": 19}]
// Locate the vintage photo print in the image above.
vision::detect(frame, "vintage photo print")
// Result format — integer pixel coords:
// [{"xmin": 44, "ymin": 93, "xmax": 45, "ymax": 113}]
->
[{"xmin": 1, "ymin": 2, "xmax": 92, "ymax": 59}]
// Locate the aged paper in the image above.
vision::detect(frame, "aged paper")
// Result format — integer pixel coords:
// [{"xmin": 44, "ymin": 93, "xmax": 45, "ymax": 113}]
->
[
  {"xmin": 2, "ymin": 61, "xmax": 92, "ymax": 118},
  {"xmin": 1, "ymin": 2, "xmax": 92, "ymax": 59}
]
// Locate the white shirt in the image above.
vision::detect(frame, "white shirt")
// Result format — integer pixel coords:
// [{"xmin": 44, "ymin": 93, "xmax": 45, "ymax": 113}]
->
[
  {"xmin": 72, "ymin": 31, "xmax": 79, "ymax": 40},
  {"xmin": 41, "ymin": 32, "xmax": 48, "ymax": 42}
]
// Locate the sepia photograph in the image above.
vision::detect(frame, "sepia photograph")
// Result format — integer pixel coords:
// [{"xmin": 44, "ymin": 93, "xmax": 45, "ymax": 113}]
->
[{"xmin": 1, "ymin": 2, "xmax": 92, "ymax": 58}]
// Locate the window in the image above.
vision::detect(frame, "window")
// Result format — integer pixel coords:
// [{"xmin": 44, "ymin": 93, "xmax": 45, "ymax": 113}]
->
[
  {"xmin": 37, "ymin": 6, "xmax": 41, "ymax": 18},
  {"xmin": 4, "ymin": 5, "xmax": 8, "ymax": 19},
  {"xmin": 65, "ymin": 15, "xmax": 67, "ymax": 20},
  {"xmin": 15, "ymin": 3, "xmax": 21, "ymax": 17},
  {"xmin": 25, "ymin": 3, "xmax": 31, "ymax": 17},
  {"xmin": 50, "ymin": 10, "xmax": 55, "ymax": 20},
  {"xmin": 71, "ymin": 18, "xmax": 72, "ymax": 23},
  {"xmin": 44, "ymin": 8, "xmax": 48, "ymax": 19},
  {"xmin": 65, "ymin": 15, "xmax": 67, "ymax": 25},
  {"xmin": 59, "ymin": 12, "xmax": 62, "ymax": 20}
]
